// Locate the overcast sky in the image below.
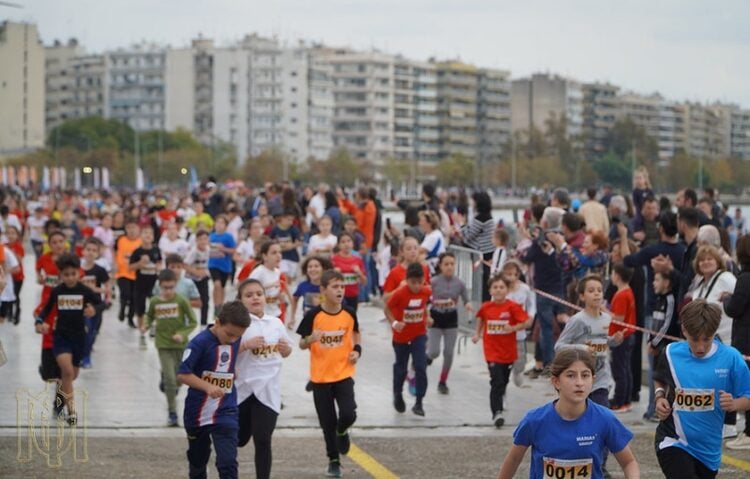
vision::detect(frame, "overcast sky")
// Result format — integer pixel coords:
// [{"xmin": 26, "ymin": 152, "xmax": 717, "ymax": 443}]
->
[{"xmin": 5, "ymin": 0, "xmax": 749, "ymax": 106}]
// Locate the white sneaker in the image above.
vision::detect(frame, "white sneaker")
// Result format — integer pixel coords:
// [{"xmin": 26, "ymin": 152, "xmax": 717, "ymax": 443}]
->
[
  {"xmin": 139, "ymin": 334, "xmax": 147, "ymax": 349},
  {"xmin": 512, "ymin": 370, "xmax": 523, "ymax": 387},
  {"xmin": 723, "ymin": 424, "xmax": 738, "ymax": 439},
  {"xmin": 726, "ymin": 432, "xmax": 750, "ymax": 450}
]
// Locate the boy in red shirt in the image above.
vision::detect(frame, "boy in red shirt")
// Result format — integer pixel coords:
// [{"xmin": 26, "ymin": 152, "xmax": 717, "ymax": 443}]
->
[
  {"xmin": 386, "ymin": 262, "xmax": 432, "ymax": 416},
  {"xmin": 472, "ymin": 275, "xmax": 530, "ymax": 428},
  {"xmin": 608, "ymin": 263, "xmax": 636, "ymax": 413}
]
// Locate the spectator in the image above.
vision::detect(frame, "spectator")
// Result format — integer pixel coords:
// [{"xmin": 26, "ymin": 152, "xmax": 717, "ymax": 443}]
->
[{"xmin": 579, "ymin": 187, "xmax": 609, "ymax": 234}]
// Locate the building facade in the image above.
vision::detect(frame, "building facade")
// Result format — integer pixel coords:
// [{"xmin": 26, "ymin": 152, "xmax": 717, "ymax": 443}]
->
[
  {"xmin": 511, "ymin": 73, "xmax": 582, "ymax": 138},
  {"xmin": 582, "ymin": 82, "xmax": 619, "ymax": 159}
]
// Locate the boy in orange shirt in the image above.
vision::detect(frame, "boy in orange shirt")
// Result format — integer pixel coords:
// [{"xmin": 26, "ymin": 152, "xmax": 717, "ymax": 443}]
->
[
  {"xmin": 608, "ymin": 263, "xmax": 637, "ymax": 413},
  {"xmin": 472, "ymin": 275, "xmax": 530, "ymax": 428},
  {"xmin": 386, "ymin": 262, "xmax": 432, "ymax": 417}
]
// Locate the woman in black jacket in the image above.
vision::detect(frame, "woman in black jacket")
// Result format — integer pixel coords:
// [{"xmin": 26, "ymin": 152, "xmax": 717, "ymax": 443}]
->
[{"xmin": 725, "ymin": 234, "xmax": 750, "ymax": 449}]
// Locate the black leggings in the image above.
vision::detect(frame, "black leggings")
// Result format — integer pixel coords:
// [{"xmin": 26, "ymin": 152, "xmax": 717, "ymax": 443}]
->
[
  {"xmin": 657, "ymin": 446, "xmax": 717, "ymax": 479},
  {"xmin": 193, "ymin": 277, "xmax": 210, "ymax": 325},
  {"xmin": 12, "ymin": 278, "xmax": 22, "ymax": 321},
  {"xmin": 117, "ymin": 278, "xmax": 135, "ymax": 322},
  {"xmin": 238, "ymin": 394, "xmax": 278, "ymax": 479},
  {"xmin": 312, "ymin": 378, "xmax": 357, "ymax": 461}
]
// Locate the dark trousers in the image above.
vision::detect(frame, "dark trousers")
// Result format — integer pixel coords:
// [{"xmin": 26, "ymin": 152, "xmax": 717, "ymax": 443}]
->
[
  {"xmin": 238, "ymin": 395, "xmax": 278, "ymax": 479},
  {"xmin": 117, "ymin": 278, "xmax": 135, "ymax": 322},
  {"xmin": 657, "ymin": 446, "xmax": 717, "ymax": 479},
  {"xmin": 193, "ymin": 277, "xmax": 210, "ymax": 325},
  {"xmin": 11, "ymin": 278, "xmax": 22, "ymax": 321},
  {"xmin": 312, "ymin": 378, "xmax": 357, "ymax": 462},
  {"xmin": 83, "ymin": 314, "xmax": 102, "ymax": 360},
  {"xmin": 481, "ymin": 252, "xmax": 492, "ymax": 302},
  {"xmin": 589, "ymin": 388, "xmax": 610, "ymax": 467},
  {"xmin": 343, "ymin": 295, "xmax": 359, "ymax": 312},
  {"xmin": 488, "ymin": 362, "xmax": 512, "ymax": 415},
  {"xmin": 393, "ymin": 334, "xmax": 427, "ymax": 399},
  {"xmin": 611, "ymin": 335, "xmax": 634, "ymax": 406},
  {"xmin": 186, "ymin": 424, "xmax": 239, "ymax": 479}
]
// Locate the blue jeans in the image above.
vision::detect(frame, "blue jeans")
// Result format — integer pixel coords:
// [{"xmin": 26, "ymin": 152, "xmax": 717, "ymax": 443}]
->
[
  {"xmin": 358, "ymin": 252, "xmax": 372, "ymax": 302},
  {"xmin": 83, "ymin": 314, "xmax": 102, "ymax": 362},
  {"xmin": 186, "ymin": 424, "xmax": 239, "ymax": 479},
  {"xmin": 535, "ymin": 294, "xmax": 562, "ymax": 366},
  {"xmin": 393, "ymin": 335, "xmax": 428, "ymax": 399}
]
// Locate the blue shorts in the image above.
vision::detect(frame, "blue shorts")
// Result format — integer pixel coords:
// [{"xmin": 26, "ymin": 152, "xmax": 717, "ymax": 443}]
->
[{"xmin": 52, "ymin": 332, "xmax": 86, "ymax": 367}]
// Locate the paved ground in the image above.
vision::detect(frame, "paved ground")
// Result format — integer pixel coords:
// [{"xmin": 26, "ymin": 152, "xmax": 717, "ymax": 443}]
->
[{"xmin": 1, "ymin": 253, "xmax": 749, "ymax": 478}]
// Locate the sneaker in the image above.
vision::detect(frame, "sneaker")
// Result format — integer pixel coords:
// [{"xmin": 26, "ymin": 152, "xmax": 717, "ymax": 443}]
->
[
  {"xmin": 437, "ymin": 382, "xmax": 449, "ymax": 395},
  {"xmin": 642, "ymin": 413, "xmax": 660, "ymax": 423},
  {"xmin": 66, "ymin": 413, "xmax": 77, "ymax": 427},
  {"xmin": 412, "ymin": 403, "xmax": 425, "ymax": 417},
  {"xmin": 541, "ymin": 366, "xmax": 552, "ymax": 378},
  {"xmin": 326, "ymin": 460, "xmax": 342, "ymax": 478},
  {"xmin": 394, "ymin": 395, "xmax": 406, "ymax": 413},
  {"xmin": 726, "ymin": 432, "xmax": 750, "ymax": 450},
  {"xmin": 611, "ymin": 403, "xmax": 633, "ymax": 413},
  {"xmin": 168, "ymin": 412, "xmax": 179, "ymax": 427},
  {"xmin": 493, "ymin": 411, "xmax": 504, "ymax": 428},
  {"xmin": 526, "ymin": 368, "xmax": 543, "ymax": 379},
  {"xmin": 512, "ymin": 370, "xmax": 523, "ymax": 387},
  {"xmin": 139, "ymin": 334, "xmax": 147, "ymax": 349},
  {"xmin": 723, "ymin": 424, "xmax": 739, "ymax": 439},
  {"xmin": 407, "ymin": 376, "xmax": 417, "ymax": 397},
  {"xmin": 80, "ymin": 358, "xmax": 92, "ymax": 369},
  {"xmin": 336, "ymin": 430, "xmax": 351, "ymax": 455},
  {"xmin": 127, "ymin": 318, "xmax": 137, "ymax": 329},
  {"xmin": 118, "ymin": 311, "xmax": 125, "ymax": 322},
  {"xmin": 53, "ymin": 393, "xmax": 65, "ymax": 418}
]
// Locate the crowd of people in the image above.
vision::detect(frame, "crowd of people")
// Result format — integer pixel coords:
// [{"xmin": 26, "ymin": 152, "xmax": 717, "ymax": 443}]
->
[{"xmin": 1, "ymin": 167, "xmax": 749, "ymax": 478}]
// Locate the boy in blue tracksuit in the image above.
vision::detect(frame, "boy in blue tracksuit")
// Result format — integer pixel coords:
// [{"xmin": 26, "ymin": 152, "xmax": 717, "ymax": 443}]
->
[
  {"xmin": 177, "ymin": 300, "xmax": 251, "ymax": 479},
  {"xmin": 654, "ymin": 299, "xmax": 750, "ymax": 479}
]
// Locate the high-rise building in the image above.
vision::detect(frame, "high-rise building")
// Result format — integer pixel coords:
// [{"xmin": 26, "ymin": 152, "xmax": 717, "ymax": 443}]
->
[
  {"xmin": 412, "ymin": 62, "xmax": 439, "ymax": 165},
  {"xmin": 728, "ymin": 106, "xmax": 750, "ymax": 160},
  {"xmin": 0, "ymin": 21, "xmax": 45, "ymax": 157},
  {"xmin": 476, "ymin": 68, "xmax": 511, "ymax": 165},
  {"xmin": 307, "ymin": 52, "xmax": 335, "ymax": 161},
  {"xmin": 582, "ymin": 82, "xmax": 619, "ymax": 158},
  {"xmin": 435, "ymin": 61, "xmax": 478, "ymax": 161},
  {"xmin": 682, "ymin": 103, "xmax": 730, "ymax": 159},
  {"xmin": 45, "ymin": 39, "xmax": 85, "ymax": 134},
  {"xmin": 108, "ymin": 43, "xmax": 167, "ymax": 131},
  {"xmin": 511, "ymin": 73, "xmax": 582, "ymax": 138}
]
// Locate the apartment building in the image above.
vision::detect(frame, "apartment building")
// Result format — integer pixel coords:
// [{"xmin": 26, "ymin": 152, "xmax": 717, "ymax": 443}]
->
[
  {"xmin": 477, "ymin": 68, "xmax": 511, "ymax": 165},
  {"xmin": 582, "ymin": 82, "xmax": 619, "ymax": 158},
  {"xmin": 435, "ymin": 61, "xmax": 478, "ymax": 161},
  {"xmin": 0, "ymin": 21, "xmax": 45, "ymax": 157},
  {"xmin": 683, "ymin": 103, "xmax": 730, "ymax": 159},
  {"xmin": 511, "ymin": 73, "xmax": 583, "ymax": 138},
  {"xmin": 728, "ymin": 106, "xmax": 750, "ymax": 159},
  {"xmin": 307, "ymin": 52, "xmax": 335, "ymax": 161},
  {"xmin": 108, "ymin": 43, "xmax": 166, "ymax": 131}
]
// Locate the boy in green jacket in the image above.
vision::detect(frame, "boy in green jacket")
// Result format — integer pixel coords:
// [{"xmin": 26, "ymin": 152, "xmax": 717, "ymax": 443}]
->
[{"xmin": 143, "ymin": 268, "xmax": 198, "ymax": 426}]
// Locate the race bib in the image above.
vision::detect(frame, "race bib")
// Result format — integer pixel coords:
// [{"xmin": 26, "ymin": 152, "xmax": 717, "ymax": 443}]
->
[
  {"xmin": 141, "ymin": 263, "xmax": 157, "ymax": 275},
  {"xmin": 209, "ymin": 243, "xmax": 223, "ymax": 257},
  {"xmin": 432, "ymin": 298, "xmax": 456, "ymax": 310},
  {"xmin": 403, "ymin": 309, "xmax": 424, "ymax": 324},
  {"xmin": 251, "ymin": 343, "xmax": 280, "ymax": 359},
  {"xmin": 586, "ymin": 338, "xmax": 608, "ymax": 357},
  {"xmin": 319, "ymin": 330, "xmax": 345, "ymax": 348},
  {"xmin": 543, "ymin": 457, "xmax": 593, "ymax": 479},
  {"xmin": 343, "ymin": 273, "xmax": 359, "ymax": 286},
  {"xmin": 154, "ymin": 303, "xmax": 179, "ymax": 319},
  {"xmin": 486, "ymin": 319, "xmax": 509, "ymax": 335},
  {"xmin": 674, "ymin": 388, "xmax": 715, "ymax": 412},
  {"xmin": 201, "ymin": 371, "xmax": 234, "ymax": 393},
  {"xmin": 57, "ymin": 294, "xmax": 84, "ymax": 311}
]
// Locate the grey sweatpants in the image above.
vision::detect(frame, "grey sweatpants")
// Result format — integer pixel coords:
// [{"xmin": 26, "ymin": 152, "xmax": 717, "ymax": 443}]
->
[{"xmin": 427, "ymin": 327, "xmax": 458, "ymax": 377}]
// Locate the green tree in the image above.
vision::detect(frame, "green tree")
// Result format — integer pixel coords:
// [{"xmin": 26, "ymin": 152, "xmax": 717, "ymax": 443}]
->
[
  {"xmin": 47, "ymin": 117, "xmax": 134, "ymax": 152},
  {"xmin": 603, "ymin": 118, "xmax": 659, "ymax": 167},
  {"xmin": 592, "ymin": 152, "xmax": 631, "ymax": 189},
  {"xmin": 382, "ymin": 157, "xmax": 412, "ymax": 185},
  {"xmin": 241, "ymin": 148, "xmax": 289, "ymax": 185},
  {"xmin": 435, "ymin": 153, "xmax": 475, "ymax": 186}
]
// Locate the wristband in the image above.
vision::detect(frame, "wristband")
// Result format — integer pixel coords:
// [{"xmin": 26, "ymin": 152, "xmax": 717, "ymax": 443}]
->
[
  {"xmin": 353, "ymin": 344, "xmax": 362, "ymax": 356},
  {"xmin": 655, "ymin": 387, "xmax": 666, "ymax": 398}
]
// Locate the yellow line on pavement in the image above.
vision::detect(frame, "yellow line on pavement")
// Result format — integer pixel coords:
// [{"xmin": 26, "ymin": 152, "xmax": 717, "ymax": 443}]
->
[
  {"xmin": 348, "ymin": 442, "xmax": 399, "ymax": 479},
  {"xmin": 723, "ymin": 453, "xmax": 750, "ymax": 472}
]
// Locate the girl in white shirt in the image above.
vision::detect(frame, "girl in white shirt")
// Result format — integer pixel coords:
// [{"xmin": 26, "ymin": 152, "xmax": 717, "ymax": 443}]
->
[
  {"xmin": 236, "ymin": 279, "xmax": 292, "ymax": 479},
  {"xmin": 418, "ymin": 211, "xmax": 446, "ymax": 274},
  {"xmin": 250, "ymin": 241, "xmax": 291, "ymax": 321},
  {"xmin": 307, "ymin": 215, "xmax": 338, "ymax": 258}
]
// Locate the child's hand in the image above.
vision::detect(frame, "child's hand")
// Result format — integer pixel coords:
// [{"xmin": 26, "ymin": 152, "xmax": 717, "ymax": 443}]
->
[
  {"xmin": 83, "ymin": 303, "xmax": 96, "ymax": 317},
  {"xmin": 720, "ymin": 390, "xmax": 737, "ymax": 411},
  {"xmin": 612, "ymin": 331, "xmax": 624, "ymax": 343},
  {"xmin": 308, "ymin": 329, "xmax": 324, "ymax": 344},
  {"xmin": 471, "ymin": 335, "xmax": 480, "ymax": 344},
  {"xmin": 426, "ymin": 315, "xmax": 434, "ymax": 327},
  {"xmin": 206, "ymin": 385, "xmax": 225, "ymax": 399},
  {"xmin": 35, "ymin": 322, "xmax": 50, "ymax": 334},
  {"xmin": 243, "ymin": 336, "xmax": 265, "ymax": 350},
  {"xmin": 172, "ymin": 333, "xmax": 184, "ymax": 343},
  {"xmin": 348, "ymin": 350, "xmax": 360, "ymax": 364},
  {"xmin": 278, "ymin": 339, "xmax": 292, "ymax": 356},
  {"xmin": 392, "ymin": 321, "xmax": 405, "ymax": 333}
]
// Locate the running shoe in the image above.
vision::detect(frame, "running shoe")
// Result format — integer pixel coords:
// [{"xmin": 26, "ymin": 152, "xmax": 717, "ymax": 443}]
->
[
  {"xmin": 407, "ymin": 376, "xmax": 417, "ymax": 397},
  {"xmin": 610, "ymin": 403, "xmax": 632, "ymax": 413},
  {"xmin": 53, "ymin": 392, "xmax": 65, "ymax": 418},
  {"xmin": 493, "ymin": 411, "xmax": 504, "ymax": 428},
  {"xmin": 168, "ymin": 412, "xmax": 179, "ymax": 427},
  {"xmin": 723, "ymin": 424, "xmax": 739, "ymax": 439},
  {"xmin": 326, "ymin": 460, "xmax": 342, "ymax": 478},
  {"xmin": 393, "ymin": 395, "xmax": 406, "ymax": 413},
  {"xmin": 66, "ymin": 413, "xmax": 77, "ymax": 427},
  {"xmin": 642, "ymin": 413, "xmax": 660, "ymax": 423},
  {"xmin": 80, "ymin": 358, "xmax": 92, "ymax": 369},
  {"xmin": 411, "ymin": 403, "xmax": 425, "ymax": 417},
  {"xmin": 512, "ymin": 370, "xmax": 523, "ymax": 387},
  {"xmin": 526, "ymin": 368, "xmax": 544, "ymax": 379},
  {"xmin": 726, "ymin": 432, "xmax": 750, "ymax": 450},
  {"xmin": 437, "ymin": 382, "xmax": 449, "ymax": 395},
  {"xmin": 139, "ymin": 334, "xmax": 147, "ymax": 349},
  {"xmin": 336, "ymin": 430, "xmax": 351, "ymax": 455}
]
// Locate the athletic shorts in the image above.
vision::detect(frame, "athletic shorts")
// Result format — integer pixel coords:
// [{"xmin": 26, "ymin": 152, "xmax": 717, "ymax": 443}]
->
[
  {"xmin": 210, "ymin": 268, "xmax": 229, "ymax": 288},
  {"xmin": 39, "ymin": 348, "xmax": 61, "ymax": 381},
  {"xmin": 52, "ymin": 332, "xmax": 86, "ymax": 368}
]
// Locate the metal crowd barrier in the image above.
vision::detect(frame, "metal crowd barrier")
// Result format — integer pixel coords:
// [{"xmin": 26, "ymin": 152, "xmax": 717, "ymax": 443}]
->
[{"xmin": 446, "ymin": 244, "xmax": 484, "ymax": 353}]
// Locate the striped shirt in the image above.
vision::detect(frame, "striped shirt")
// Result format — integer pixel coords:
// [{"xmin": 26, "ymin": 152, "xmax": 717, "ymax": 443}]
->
[{"xmin": 460, "ymin": 217, "xmax": 496, "ymax": 254}]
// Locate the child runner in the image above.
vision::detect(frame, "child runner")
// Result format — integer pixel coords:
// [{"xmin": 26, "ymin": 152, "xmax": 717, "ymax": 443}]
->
[
  {"xmin": 331, "ymin": 232, "xmax": 367, "ymax": 312},
  {"xmin": 290, "ymin": 256, "xmax": 332, "ymax": 329},
  {"xmin": 185, "ymin": 230, "xmax": 211, "ymax": 325},
  {"xmin": 473, "ymin": 274, "xmax": 530, "ymax": 427},
  {"xmin": 270, "ymin": 210, "xmax": 302, "ymax": 280},
  {"xmin": 208, "ymin": 215, "xmax": 237, "ymax": 317},
  {"xmin": 307, "ymin": 215, "xmax": 338, "ymax": 258},
  {"xmin": 386, "ymin": 262, "xmax": 432, "ymax": 416},
  {"xmin": 297, "ymin": 270, "xmax": 361, "ymax": 478},
  {"xmin": 80, "ymin": 237, "xmax": 110, "ymax": 369},
  {"xmin": 654, "ymin": 299, "xmax": 750, "ymax": 478},
  {"xmin": 427, "ymin": 252, "xmax": 472, "ymax": 394},
  {"xmin": 115, "ymin": 219, "xmax": 141, "ymax": 327},
  {"xmin": 177, "ymin": 300, "xmax": 250, "ymax": 479},
  {"xmin": 35, "ymin": 253, "xmax": 102, "ymax": 426},
  {"xmin": 501, "ymin": 260, "xmax": 536, "ymax": 388},
  {"xmin": 153, "ymin": 253, "xmax": 202, "ymax": 309},
  {"xmin": 608, "ymin": 263, "xmax": 637, "ymax": 413},
  {"xmin": 235, "ymin": 279, "xmax": 293, "ymax": 479},
  {"xmin": 497, "ymin": 349, "xmax": 640, "ymax": 479},
  {"xmin": 382, "ymin": 236, "xmax": 430, "ymax": 303},
  {"xmin": 250, "ymin": 241, "xmax": 290, "ymax": 322},
  {"xmin": 129, "ymin": 225, "xmax": 162, "ymax": 348},
  {"xmin": 5, "ymin": 225, "xmax": 24, "ymax": 325},
  {"xmin": 488, "ymin": 229, "xmax": 510, "ymax": 277}
]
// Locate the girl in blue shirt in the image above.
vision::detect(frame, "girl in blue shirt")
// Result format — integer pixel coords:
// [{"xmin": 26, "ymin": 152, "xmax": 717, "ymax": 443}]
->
[{"xmin": 498, "ymin": 349, "xmax": 640, "ymax": 479}]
